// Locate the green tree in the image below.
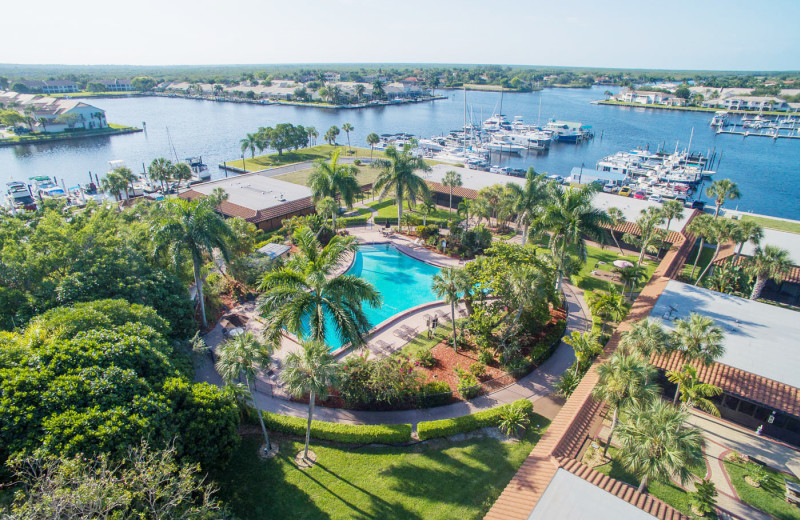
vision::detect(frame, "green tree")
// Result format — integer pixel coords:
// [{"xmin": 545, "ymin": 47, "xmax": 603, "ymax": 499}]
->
[
  {"xmin": 671, "ymin": 312, "xmax": 725, "ymax": 366},
  {"xmin": 131, "ymin": 76, "xmax": 157, "ymax": 91},
  {"xmin": 258, "ymin": 227, "xmax": 381, "ymax": 348},
  {"xmin": 315, "ymin": 196, "xmax": 338, "ymax": 229},
  {"xmin": 280, "ymin": 340, "xmax": 340, "ymax": 460},
  {"xmin": 508, "ymin": 168, "xmax": 548, "ymax": 245},
  {"xmin": 622, "ymin": 207, "xmax": 665, "ymax": 267},
  {"xmin": 240, "ymin": 132, "xmax": 259, "ymax": 158},
  {"xmin": 307, "ymin": 149, "xmax": 360, "ymax": 229},
  {"xmin": 667, "ymin": 363, "xmax": 722, "ymax": 414},
  {"xmin": 307, "ymin": 126, "xmax": 319, "ymax": 146},
  {"xmin": 706, "ymin": 179, "xmax": 741, "ymax": 218},
  {"xmin": 341, "ymin": 122, "xmax": 354, "ymax": 151},
  {"xmin": 695, "ymin": 218, "xmax": 738, "ymax": 286},
  {"xmin": 593, "ymin": 351, "xmax": 658, "ymax": 456},
  {"xmin": 562, "ymin": 331, "xmax": 603, "ymax": 377},
  {"xmin": 148, "ymin": 157, "xmax": 175, "ymax": 191},
  {"xmin": 660, "ymin": 200, "xmax": 684, "ymax": 236},
  {"xmin": 324, "ymin": 125, "xmax": 340, "ymax": 145},
  {"xmin": 732, "ymin": 219, "xmax": 763, "ymax": 262},
  {"xmin": 442, "ymin": 170, "xmax": 463, "ymax": 218},
  {"xmin": 366, "ymin": 132, "xmax": 380, "ymax": 161},
  {"xmin": 606, "ymin": 207, "xmax": 626, "ymax": 255},
  {"xmin": 747, "ymin": 245, "xmax": 792, "ymax": 300},
  {"xmin": 372, "ymin": 79, "xmax": 386, "ymax": 100},
  {"xmin": 99, "ymin": 170, "xmax": 127, "ymax": 201},
  {"xmin": 587, "ymin": 287, "xmax": 627, "ymax": 333},
  {"xmin": 615, "ymin": 264, "xmax": 648, "ymax": 299},
  {"xmin": 152, "ymin": 198, "xmax": 232, "ymax": 328},
  {"xmin": 616, "ymin": 400, "xmax": 705, "ymax": 493},
  {"xmin": 173, "ymin": 162, "xmax": 193, "ymax": 188},
  {"xmin": 687, "ymin": 214, "xmax": 715, "ymax": 280},
  {"xmin": 215, "ymin": 331, "xmax": 273, "ymax": 452},
  {"xmin": 373, "ymin": 144, "xmax": 432, "ymax": 225},
  {"xmin": 431, "ymin": 266, "xmax": 467, "ymax": 351},
  {"xmin": 619, "ymin": 318, "xmax": 672, "ymax": 357}
]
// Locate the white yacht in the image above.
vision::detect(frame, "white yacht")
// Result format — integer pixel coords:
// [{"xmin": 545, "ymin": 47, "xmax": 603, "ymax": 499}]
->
[
  {"xmin": 710, "ymin": 111, "xmax": 728, "ymax": 127},
  {"xmin": 484, "ymin": 139, "xmax": 525, "ymax": 154}
]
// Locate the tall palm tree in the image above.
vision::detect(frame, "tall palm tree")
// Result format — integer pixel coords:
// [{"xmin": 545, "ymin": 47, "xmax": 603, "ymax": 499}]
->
[
  {"xmin": 341, "ymin": 123, "xmax": 354, "ymax": 151},
  {"xmin": 619, "ymin": 318, "xmax": 672, "ymax": 358},
  {"xmin": 695, "ymin": 218, "xmax": 738, "ymax": 286},
  {"xmin": 114, "ymin": 166, "xmax": 136, "ymax": 200},
  {"xmin": 732, "ymin": 219, "xmax": 763, "ymax": 262},
  {"xmin": 152, "ymin": 198, "xmax": 232, "ymax": 328},
  {"xmin": 431, "ymin": 266, "xmax": 466, "ymax": 351},
  {"xmin": 99, "ymin": 171, "xmax": 126, "ymax": 201},
  {"xmin": 280, "ymin": 340, "xmax": 340, "ymax": 460},
  {"xmin": 537, "ymin": 184, "xmax": 611, "ymax": 291},
  {"xmin": 324, "ymin": 125, "xmax": 339, "ymax": 146},
  {"xmin": 660, "ymin": 200, "xmax": 685, "ymax": 236},
  {"xmin": 215, "ymin": 332, "xmax": 273, "ymax": 452},
  {"xmin": 667, "ymin": 363, "xmax": 722, "ymax": 414},
  {"xmin": 500, "ymin": 263, "xmax": 554, "ymax": 348},
  {"xmin": 442, "ymin": 170, "xmax": 462, "ymax": 218},
  {"xmin": 623, "ymin": 207, "xmax": 665, "ymax": 267},
  {"xmin": 373, "ymin": 144, "xmax": 432, "ymax": 225},
  {"xmin": 687, "ymin": 214, "xmax": 714, "ymax": 280},
  {"xmin": 616, "ymin": 400, "xmax": 705, "ymax": 493},
  {"xmin": 508, "ymin": 168, "xmax": 547, "ymax": 245},
  {"xmin": 588, "ymin": 287, "xmax": 627, "ymax": 333},
  {"xmin": 615, "ymin": 264, "xmax": 648, "ymax": 300},
  {"xmin": 706, "ymin": 179, "xmax": 740, "ymax": 218},
  {"xmin": 457, "ymin": 199, "xmax": 474, "ymax": 230},
  {"xmin": 354, "ymin": 84, "xmax": 365, "ymax": 103},
  {"xmin": 606, "ymin": 207, "xmax": 626, "ymax": 255},
  {"xmin": 258, "ymin": 227, "xmax": 381, "ymax": 349},
  {"xmin": 172, "ymin": 162, "xmax": 193, "ymax": 189},
  {"xmin": 148, "ymin": 157, "xmax": 174, "ymax": 191},
  {"xmin": 593, "ymin": 351, "xmax": 658, "ymax": 456},
  {"xmin": 671, "ymin": 313, "xmax": 725, "ymax": 366},
  {"xmin": 315, "ymin": 196, "xmax": 338, "ymax": 229},
  {"xmin": 563, "ymin": 331, "xmax": 603, "ymax": 377},
  {"xmin": 307, "ymin": 149, "xmax": 360, "ymax": 229},
  {"xmin": 307, "ymin": 126, "xmax": 318, "ymax": 146},
  {"xmin": 418, "ymin": 195, "xmax": 435, "ymax": 226},
  {"xmin": 747, "ymin": 245, "xmax": 792, "ymax": 300},
  {"xmin": 240, "ymin": 132, "xmax": 259, "ymax": 159},
  {"xmin": 366, "ymin": 132, "xmax": 380, "ymax": 162}
]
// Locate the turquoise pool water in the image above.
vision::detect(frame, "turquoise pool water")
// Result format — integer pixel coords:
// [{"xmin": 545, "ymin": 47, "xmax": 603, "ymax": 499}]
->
[{"xmin": 301, "ymin": 243, "xmax": 441, "ymax": 349}]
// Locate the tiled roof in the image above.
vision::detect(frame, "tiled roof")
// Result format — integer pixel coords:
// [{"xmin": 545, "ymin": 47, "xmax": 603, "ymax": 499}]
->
[
  {"xmin": 606, "ymin": 220, "xmax": 683, "ymax": 244},
  {"xmin": 426, "ymin": 181, "xmax": 479, "ymax": 199}
]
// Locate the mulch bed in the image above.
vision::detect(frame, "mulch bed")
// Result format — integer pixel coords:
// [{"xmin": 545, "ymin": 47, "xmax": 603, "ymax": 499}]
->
[{"xmin": 417, "ymin": 343, "xmax": 507, "ymax": 389}]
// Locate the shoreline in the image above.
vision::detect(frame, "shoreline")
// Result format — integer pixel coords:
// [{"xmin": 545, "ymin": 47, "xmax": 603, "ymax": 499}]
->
[
  {"xmin": 0, "ymin": 125, "xmax": 142, "ymax": 147},
  {"xmin": 147, "ymin": 92, "xmax": 446, "ymax": 109},
  {"xmin": 594, "ymin": 99, "xmax": 795, "ymax": 117}
]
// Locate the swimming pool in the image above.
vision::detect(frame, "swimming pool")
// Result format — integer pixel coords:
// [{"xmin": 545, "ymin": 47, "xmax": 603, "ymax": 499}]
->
[{"xmin": 301, "ymin": 243, "xmax": 442, "ymax": 350}]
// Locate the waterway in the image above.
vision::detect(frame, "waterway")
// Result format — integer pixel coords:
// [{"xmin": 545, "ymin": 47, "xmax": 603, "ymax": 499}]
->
[{"xmin": 2, "ymin": 86, "xmax": 799, "ymax": 219}]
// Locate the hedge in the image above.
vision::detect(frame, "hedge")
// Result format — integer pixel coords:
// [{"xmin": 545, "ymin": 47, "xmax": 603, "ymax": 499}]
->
[
  {"xmin": 339, "ymin": 216, "xmax": 369, "ymax": 227},
  {"xmin": 417, "ymin": 399, "xmax": 534, "ymax": 441},
  {"xmin": 262, "ymin": 410, "xmax": 412, "ymax": 444}
]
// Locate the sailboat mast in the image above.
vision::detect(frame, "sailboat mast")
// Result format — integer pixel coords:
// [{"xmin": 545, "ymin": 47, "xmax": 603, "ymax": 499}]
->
[
  {"xmin": 166, "ymin": 127, "xmax": 179, "ymax": 163},
  {"xmin": 463, "ymin": 86, "xmax": 467, "ymax": 151}
]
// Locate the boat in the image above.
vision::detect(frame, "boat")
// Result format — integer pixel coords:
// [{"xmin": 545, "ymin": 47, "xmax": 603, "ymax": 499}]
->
[
  {"xmin": 484, "ymin": 139, "xmax": 525, "ymax": 154},
  {"xmin": 6, "ymin": 182, "xmax": 36, "ymax": 209},
  {"xmin": 543, "ymin": 120, "xmax": 586, "ymax": 143},
  {"xmin": 710, "ymin": 111, "xmax": 728, "ymax": 127},
  {"xmin": 417, "ymin": 138, "xmax": 446, "ymax": 152},
  {"xmin": 185, "ymin": 156, "xmax": 208, "ymax": 172}
]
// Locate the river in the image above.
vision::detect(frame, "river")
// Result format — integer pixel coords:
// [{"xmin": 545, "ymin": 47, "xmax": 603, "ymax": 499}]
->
[{"xmin": 2, "ymin": 86, "xmax": 799, "ymax": 219}]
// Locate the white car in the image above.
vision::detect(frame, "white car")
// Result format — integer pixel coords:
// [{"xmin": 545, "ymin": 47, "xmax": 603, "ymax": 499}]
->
[
  {"xmin": 648, "ymin": 194, "xmax": 663, "ymax": 203},
  {"xmin": 602, "ymin": 183, "xmax": 616, "ymax": 193}
]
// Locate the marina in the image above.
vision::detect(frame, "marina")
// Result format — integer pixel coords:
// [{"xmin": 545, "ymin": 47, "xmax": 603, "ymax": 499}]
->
[{"xmin": 711, "ymin": 111, "xmax": 800, "ymax": 139}]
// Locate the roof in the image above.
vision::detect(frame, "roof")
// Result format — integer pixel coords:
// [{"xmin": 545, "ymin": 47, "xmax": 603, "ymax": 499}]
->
[
  {"xmin": 648, "ymin": 280, "xmax": 800, "ymax": 389},
  {"xmin": 184, "ymin": 173, "xmax": 312, "ymax": 213},
  {"xmin": 718, "ymin": 221, "xmax": 800, "ymax": 266},
  {"xmin": 712, "ymin": 254, "xmax": 800, "ymax": 285},
  {"xmin": 607, "ymin": 220, "xmax": 683, "ymax": 244},
  {"xmin": 569, "ymin": 167, "xmax": 627, "ymax": 183},
  {"xmin": 257, "ymin": 243, "xmax": 291, "ymax": 258},
  {"xmin": 592, "ymin": 192, "xmax": 692, "ymax": 233}
]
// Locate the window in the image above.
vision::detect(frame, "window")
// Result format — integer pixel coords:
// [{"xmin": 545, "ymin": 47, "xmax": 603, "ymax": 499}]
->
[
  {"xmin": 722, "ymin": 395, "xmax": 740, "ymax": 410},
  {"xmin": 785, "ymin": 418, "xmax": 800, "ymax": 433},
  {"xmin": 754, "ymin": 407, "xmax": 771, "ymax": 421},
  {"xmin": 738, "ymin": 401, "xmax": 756, "ymax": 416}
]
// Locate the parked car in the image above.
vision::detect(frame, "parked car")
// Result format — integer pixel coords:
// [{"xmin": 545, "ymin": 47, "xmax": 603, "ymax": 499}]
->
[
  {"xmin": 648, "ymin": 194, "xmax": 663, "ymax": 203},
  {"xmin": 691, "ymin": 200, "xmax": 706, "ymax": 210},
  {"xmin": 602, "ymin": 183, "xmax": 616, "ymax": 193},
  {"xmin": 633, "ymin": 190, "xmax": 647, "ymax": 200},
  {"xmin": 618, "ymin": 187, "xmax": 632, "ymax": 197}
]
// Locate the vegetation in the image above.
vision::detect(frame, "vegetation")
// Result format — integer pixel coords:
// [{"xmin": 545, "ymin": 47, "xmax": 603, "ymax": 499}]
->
[
  {"xmin": 373, "ymin": 145, "xmax": 432, "ymax": 224},
  {"xmin": 741, "ymin": 214, "xmax": 800, "ymax": 235},
  {"xmin": 431, "ymin": 266, "xmax": 470, "ymax": 351},
  {"xmin": 724, "ymin": 459, "xmax": 800, "ymax": 520},
  {"xmin": 307, "ymin": 149, "xmax": 360, "ymax": 228},
  {"xmin": 223, "ymin": 144, "xmax": 383, "ymax": 172},
  {"xmin": 748, "ymin": 245, "xmax": 792, "ymax": 300},
  {"xmin": 670, "ymin": 313, "xmax": 725, "ymax": 366},
  {"xmin": 706, "ymin": 179, "xmax": 741, "ymax": 217},
  {"xmin": 262, "ymin": 412, "xmax": 411, "ymax": 444},
  {"xmin": 417, "ymin": 400, "xmax": 540, "ymax": 440}
]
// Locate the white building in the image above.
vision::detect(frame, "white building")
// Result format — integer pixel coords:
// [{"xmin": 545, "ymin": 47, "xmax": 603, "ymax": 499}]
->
[
  {"xmin": 702, "ymin": 96, "xmax": 789, "ymax": 111},
  {"xmin": 0, "ymin": 91, "xmax": 107, "ymax": 132}
]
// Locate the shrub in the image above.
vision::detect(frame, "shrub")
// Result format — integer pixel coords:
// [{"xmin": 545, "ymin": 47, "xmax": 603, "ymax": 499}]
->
[
  {"xmin": 416, "ymin": 224, "xmax": 440, "ymax": 240},
  {"xmin": 414, "ymin": 350, "xmax": 436, "ymax": 368},
  {"xmin": 353, "ymin": 159, "xmax": 362, "ymax": 166},
  {"xmin": 555, "ymin": 370, "xmax": 580, "ymax": 397},
  {"xmin": 262, "ymin": 410, "xmax": 411, "ymax": 444},
  {"xmin": 455, "ymin": 367, "xmax": 480, "ymax": 399},
  {"xmin": 502, "ymin": 357, "xmax": 531, "ymax": 377},
  {"xmin": 425, "ymin": 235, "xmax": 439, "ymax": 247},
  {"xmin": 477, "ymin": 348, "xmax": 494, "ymax": 365},
  {"xmin": 570, "ymin": 275, "xmax": 585, "ymax": 288},
  {"xmin": 747, "ymin": 463, "xmax": 768, "ymax": 486},
  {"xmin": 689, "ymin": 479, "xmax": 718, "ymax": 517},
  {"xmin": 469, "ymin": 362, "xmax": 486, "ymax": 378},
  {"xmin": 339, "ymin": 216, "xmax": 369, "ymax": 227},
  {"xmin": 417, "ymin": 399, "xmax": 534, "ymax": 440},
  {"xmin": 416, "ymin": 381, "xmax": 452, "ymax": 408},
  {"xmin": 497, "ymin": 401, "xmax": 532, "ymax": 436}
]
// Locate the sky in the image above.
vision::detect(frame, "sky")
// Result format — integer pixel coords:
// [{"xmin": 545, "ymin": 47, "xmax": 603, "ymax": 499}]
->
[{"xmin": 2, "ymin": 0, "xmax": 799, "ymax": 71}]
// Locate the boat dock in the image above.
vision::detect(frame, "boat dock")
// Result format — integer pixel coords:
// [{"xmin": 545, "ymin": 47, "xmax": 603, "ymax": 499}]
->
[{"xmin": 716, "ymin": 129, "xmax": 800, "ymax": 139}]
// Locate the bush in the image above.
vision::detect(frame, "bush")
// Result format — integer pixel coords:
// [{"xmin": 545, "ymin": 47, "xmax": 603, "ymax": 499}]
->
[
  {"xmin": 570, "ymin": 275, "xmax": 585, "ymax": 288},
  {"xmin": 414, "ymin": 350, "xmax": 436, "ymax": 368},
  {"xmin": 477, "ymin": 348, "xmax": 494, "ymax": 365},
  {"xmin": 416, "ymin": 224, "xmax": 440, "ymax": 240},
  {"xmin": 455, "ymin": 367, "xmax": 480, "ymax": 399},
  {"xmin": 497, "ymin": 401, "xmax": 532, "ymax": 436},
  {"xmin": 689, "ymin": 479, "xmax": 718, "ymax": 516},
  {"xmin": 502, "ymin": 356, "xmax": 531, "ymax": 377},
  {"xmin": 417, "ymin": 399, "xmax": 534, "ymax": 440},
  {"xmin": 262, "ymin": 410, "xmax": 411, "ymax": 444},
  {"xmin": 416, "ymin": 381, "xmax": 452, "ymax": 408},
  {"xmin": 353, "ymin": 159, "xmax": 362, "ymax": 166},
  {"xmin": 339, "ymin": 216, "xmax": 369, "ymax": 227},
  {"xmin": 374, "ymin": 217, "xmax": 398, "ymax": 226},
  {"xmin": 469, "ymin": 362, "xmax": 486, "ymax": 378}
]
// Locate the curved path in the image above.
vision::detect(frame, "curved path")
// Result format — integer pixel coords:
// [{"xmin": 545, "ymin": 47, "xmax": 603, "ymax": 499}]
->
[{"xmin": 196, "ymin": 281, "xmax": 591, "ymax": 427}]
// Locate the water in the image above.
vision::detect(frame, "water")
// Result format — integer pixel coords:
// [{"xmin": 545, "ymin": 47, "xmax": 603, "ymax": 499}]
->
[
  {"xmin": 2, "ymin": 86, "xmax": 799, "ymax": 219},
  {"xmin": 302, "ymin": 243, "xmax": 441, "ymax": 349}
]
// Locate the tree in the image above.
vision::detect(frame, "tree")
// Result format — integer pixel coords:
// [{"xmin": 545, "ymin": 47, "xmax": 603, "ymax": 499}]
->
[
  {"xmin": 148, "ymin": 157, "xmax": 175, "ymax": 190},
  {"xmin": 131, "ymin": 76, "xmax": 157, "ymax": 91},
  {"xmin": 587, "ymin": 287, "xmax": 627, "ymax": 333},
  {"xmin": 660, "ymin": 200, "xmax": 684, "ymax": 236},
  {"xmin": 281, "ymin": 340, "xmax": 340, "ymax": 460},
  {"xmin": 695, "ymin": 218, "xmax": 738, "ymax": 286},
  {"xmin": 258, "ymin": 227, "xmax": 381, "ymax": 348},
  {"xmin": 418, "ymin": 195, "xmax": 435, "ymax": 226},
  {"xmin": 307, "ymin": 126, "xmax": 318, "ymax": 146},
  {"xmin": 619, "ymin": 318, "xmax": 672, "ymax": 357},
  {"xmin": 606, "ymin": 207, "xmax": 626, "ymax": 255},
  {"xmin": 593, "ymin": 352, "xmax": 658, "ymax": 456},
  {"xmin": 354, "ymin": 83, "xmax": 366, "ymax": 103},
  {"xmin": 213, "ymin": 84, "xmax": 224, "ymax": 97},
  {"xmin": 667, "ymin": 363, "xmax": 722, "ymax": 415},
  {"xmin": 671, "ymin": 312, "xmax": 725, "ymax": 366},
  {"xmin": 209, "ymin": 187, "xmax": 229, "ymax": 209},
  {"xmin": 173, "ymin": 162, "xmax": 193, "ymax": 188},
  {"xmin": 747, "ymin": 245, "xmax": 792, "ymax": 300},
  {"xmin": 315, "ymin": 196, "xmax": 338, "ymax": 229},
  {"xmin": 442, "ymin": 170, "xmax": 463, "ymax": 218},
  {"xmin": 690, "ymin": 479, "xmax": 719, "ymax": 517},
  {"xmin": 706, "ymin": 179, "xmax": 741, "ymax": 218},
  {"xmin": 308, "ymin": 149, "xmax": 360, "ymax": 229},
  {"xmin": 341, "ymin": 122, "xmax": 354, "ymax": 151},
  {"xmin": 240, "ymin": 132, "xmax": 259, "ymax": 158},
  {"xmin": 615, "ymin": 264, "xmax": 647, "ymax": 299},
  {"xmin": 687, "ymin": 214, "xmax": 715, "ymax": 280},
  {"xmin": 372, "ymin": 79, "xmax": 386, "ymax": 100},
  {"xmin": 616, "ymin": 400, "xmax": 705, "ymax": 493},
  {"xmin": 99, "ymin": 170, "xmax": 127, "ymax": 201},
  {"xmin": 373, "ymin": 144, "xmax": 432, "ymax": 225},
  {"xmin": 431, "ymin": 266, "xmax": 467, "ymax": 351},
  {"xmin": 732, "ymin": 219, "xmax": 763, "ymax": 262},
  {"xmin": 509, "ymin": 168, "xmax": 547, "ymax": 245},
  {"xmin": 537, "ymin": 184, "xmax": 611, "ymax": 291},
  {"xmin": 562, "ymin": 331, "xmax": 603, "ymax": 377},
  {"xmin": 325, "ymin": 125, "xmax": 340, "ymax": 145},
  {"xmin": 366, "ymin": 132, "xmax": 380, "ymax": 161},
  {"xmin": 622, "ymin": 207, "xmax": 665, "ymax": 267},
  {"xmin": 152, "ymin": 198, "xmax": 232, "ymax": 328}
]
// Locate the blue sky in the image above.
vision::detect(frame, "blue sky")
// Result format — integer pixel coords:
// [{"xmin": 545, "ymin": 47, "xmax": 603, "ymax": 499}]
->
[{"xmin": 2, "ymin": 0, "xmax": 799, "ymax": 70}]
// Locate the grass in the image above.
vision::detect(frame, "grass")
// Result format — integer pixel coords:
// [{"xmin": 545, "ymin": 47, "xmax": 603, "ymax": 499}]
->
[
  {"xmin": 223, "ymin": 144, "xmax": 387, "ymax": 172},
  {"xmin": 680, "ymin": 244, "xmax": 716, "ymax": 284},
  {"xmin": 366, "ymin": 199, "xmax": 453, "ymax": 224},
  {"xmin": 0, "ymin": 124, "xmax": 140, "ymax": 144},
  {"xmin": 577, "ymin": 245, "xmax": 659, "ymax": 293},
  {"xmin": 50, "ymin": 91, "xmax": 138, "ymax": 97},
  {"xmin": 724, "ymin": 459, "xmax": 800, "ymax": 520},
  {"xmin": 597, "ymin": 100, "xmax": 791, "ymax": 117},
  {"xmin": 274, "ymin": 164, "xmax": 382, "ymax": 188},
  {"xmin": 212, "ymin": 423, "xmax": 548, "ymax": 520},
  {"xmin": 741, "ymin": 215, "xmax": 800, "ymax": 235}
]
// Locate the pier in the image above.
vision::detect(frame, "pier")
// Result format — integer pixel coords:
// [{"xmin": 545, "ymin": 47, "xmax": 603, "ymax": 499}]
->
[{"xmin": 716, "ymin": 129, "xmax": 800, "ymax": 140}]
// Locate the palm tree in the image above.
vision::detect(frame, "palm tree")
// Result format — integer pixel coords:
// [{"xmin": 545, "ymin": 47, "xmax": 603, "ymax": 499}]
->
[
  {"xmin": 418, "ymin": 196, "xmax": 435, "ymax": 226},
  {"xmin": 508, "ymin": 168, "xmax": 547, "ymax": 245},
  {"xmin": 373, "ymin": 145, "xmax": 432, "ymax": 225},
  {"xmin": 209, "ymin": 187, "xmax": 229, "ymax": 209},
  {"xmin": 593, "ymin": 351, "xmax": 658, "ymax": 456},
  {"xmin": 732, "ymin": 220, "xmax": 763, "ymax": 262},
  {"xmin": 616, "ymin": 400, "xmax": 705, "ymax": 493},
  {"xmin": 216, "ymin": 332, "xmax": 273, "ymax": 452},
  {"xmin": 341, "ymin": 123, "xmax": 354, "ymax": 151},
  {"xmin": 307, "ymin": 149, "xmax": 360, "ymax": 229},
  {"xmin": 615, "ymin": 264, "xmax": 647, "ymax": 300},
  {"xmin": 240, "ymin": 132, "xmax": 259, "ymax": 159},
  {"xmin": 563, "ymin": 331, "xmax": 603, "ymax": 377},
  {"xmin": 537, "ymin": 184, "xmax": 611, "ymax": 291},
  {"xmin": 307, "ymin": 126, "xmax": 318, "ymax": 146},
  {"xmin": 366, "ymin": 132, "xmax": 380, "ymax": 162},
  {"xmin": 671, "ymin": 313, "xmax": 725, "ymax": 366},
  {"xmin": 606, "ymin": 207, "xmax": 626, "ymax": 255},
  {"xmin": 661, "ymin": 200, "xmax": 685, "ymax": 236},
  {"xmin": 457, "ymin": 199, "xmax": 473, "ymax": 230},
  {"xmin": 500, "ymin": 264, "xmax": 554, "ymax": 347},
  {"xmin": 588, "ymin": 287, "xmax": 627, "ymax": 333},
  {"xmin": 667, "ymin": 363, "xmax": 722, "ymax": 414},
  {"xmin": 324, "ymin": 125, "xmax": 339, "ymax": 146},
  {"xmin": 280, "ymin": 340, "xmax": 340, "ymax": 460},
  {"xmin": 354, "ymin": 84, "xmax": 365, "ymax": 103},
  {"xmin": 687, "ymin": 214, "xmax": 714, "ymax": 280},
  {"xmin": 148, "ymin": 157, "xmax": 174, "ymax": 191},
  {"xmin": 213, "ymin": 84, "xmax": 223, "ymax": 97},
  {"xmin": 695, "ymin": 218, "xmax": 738, "ymax": 286},
  {"xmin": 623, "ymin": 207, "xmax": 665, "ymax": 267},
  {"xmin": 315, "ymin": 196, "xmax": 338, "ymax": 229},
  {"xmin": 442, "ymin": 170, "xmax": 462, "ymax": 218},
  {"xmin": 172, "ymin": 162, "xmax": 192, "ymax": 189},
  {"xmin": 152, "ymin": 198, "xmax": 232, "ymax": 328},
  {"xmin": 99, "ymin": 171, "xmax": 126, "ymax": 201},
  {"xmin": 747, "ymin": 245, "xmax": 792, "ymax": 300},
  {"xmin": 706, "ymin": 179, "xmax": 740, "ymax": 218},
  {"xmin": 258, "ymin": 227, "xmax": 381, "ymax": 349},
  {"xmin": 431, "ymin": 267, "xmax": 466, "ymax": 351},
  {"xmin": 619, "ymin": 318, "xmax": 672, "ymax": 357}
]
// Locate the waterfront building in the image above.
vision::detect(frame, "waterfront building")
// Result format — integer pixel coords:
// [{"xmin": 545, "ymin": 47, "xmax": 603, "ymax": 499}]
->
[
  {"xmin": 617, "ymin": 89, "xmax": 686, "ymax": 107},
  {"xmin": 0, "ymin": 91, "xmax": 107, "ymax": 132},
  {"xmin": 702, "ymin": 96, "xmax": 790, "ymax": 111},
  {"xmin": 20, "ymin": 80, "xmax": 79, "ymax": 94},
  {"xmin": 98, "ymin": 78, "xmax": 132, "ymax": 91}
]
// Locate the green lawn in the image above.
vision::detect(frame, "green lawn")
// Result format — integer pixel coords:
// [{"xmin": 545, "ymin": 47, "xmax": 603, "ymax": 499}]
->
[
  {"xmin": 577, "ymin": 245, "xmax": 659, "ymax": 293},
  {"xmin": 212, "ymin": 424, "xmax": 548, "ymax": 520},
  {"xmin": 0, "ymin": 125, "xmax": 140, "ymax": 144},
  {"xmin": 741, "ymin": 215, "xmax": 800, "ymax": 235},
  {"xmin": 724, "ymin": 460, "xmax": 800, "ymax": 520},
  {"xmin": 224, "ymin": 145, "xmax": 386, "ymax": 172},
  {"xmin": 274, "ymin": 164, "xmax": 382, "ymax": 188},
  {"xmin": 680, "ymin": 245, "xmax": 716, "ymax": 284},
  {"xmin": 366, "ymin": 199, "xmax": 453, "ymax": 224},
  {"xmin": 51, "ymin": 91, "xmax": 138, "ymax": 97}
]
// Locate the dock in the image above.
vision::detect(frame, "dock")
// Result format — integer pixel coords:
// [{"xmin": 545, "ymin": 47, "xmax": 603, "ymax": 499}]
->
[{"xmin": 716, "ymin": 129, "xmax": 800, "ymax": 140}]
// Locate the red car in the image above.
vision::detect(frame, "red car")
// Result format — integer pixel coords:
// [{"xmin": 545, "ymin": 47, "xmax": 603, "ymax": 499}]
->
[{"xmin": 633, "ymin": 190, "xmax": 647, "ymax": 200}]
